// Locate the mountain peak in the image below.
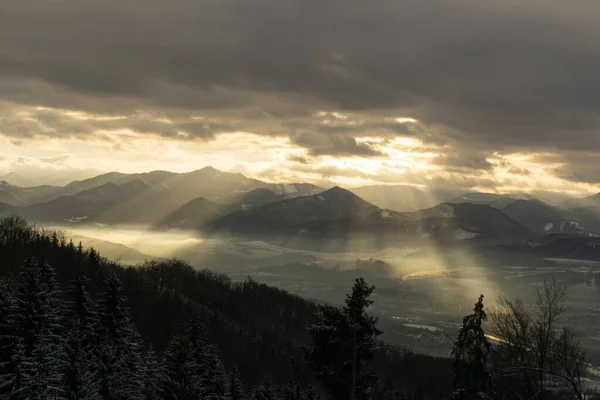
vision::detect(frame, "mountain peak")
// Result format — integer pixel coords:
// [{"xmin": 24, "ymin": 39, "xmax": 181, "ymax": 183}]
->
[
  {"xmin": 316, "ymin": 186, "xmax": 379, "ymax": 212},
  {"xmin": 322, "ymin": 186, "xmax": 351, "ymax": 195},
  {"xmin": 320, "ymin": 186, "xmax": 368, "ymax": 201}
]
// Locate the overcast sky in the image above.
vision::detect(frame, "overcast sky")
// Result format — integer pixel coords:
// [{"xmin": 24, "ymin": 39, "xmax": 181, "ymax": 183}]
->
[{"xmin": 1, "ymin": 0, "xmax": 599, "ymax": 193}]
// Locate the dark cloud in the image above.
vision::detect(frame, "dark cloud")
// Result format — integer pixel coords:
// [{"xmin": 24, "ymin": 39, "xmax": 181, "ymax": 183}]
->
[
  {"xmin": 0, "ymin": 103, "xmax": 233, "ymax": 141},
  {"xmin": 291, "ymin": 132, "xmax": 382, "ymax": 157},
  {"xmin": 1, "ymin": 0, "xmax": 600, "ymax": 175},
  {"xmin": 431, "ymin": 152, "xmax": 493, "ymax": 172},
  {"xmin": 286, "ymin": 154, "xmax": 311, "ymax": 165},
  {"xmin": 507, "ymin": 167, "xmax": 531, "ymax": 176},
  {"xmin": 550, "ymin": 153, "xmax": 600, "ymax": 184}
]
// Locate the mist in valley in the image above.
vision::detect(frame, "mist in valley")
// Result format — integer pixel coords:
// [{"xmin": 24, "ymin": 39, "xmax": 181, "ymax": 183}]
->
[{"xmin": 46, "ymin": 223, "xmax": 600, "ymax": 364}]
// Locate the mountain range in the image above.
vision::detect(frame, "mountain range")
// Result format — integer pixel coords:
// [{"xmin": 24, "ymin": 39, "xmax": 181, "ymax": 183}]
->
[{"xmin": 2, "ymin": 166, "xmax": 600, "ymax": 251}]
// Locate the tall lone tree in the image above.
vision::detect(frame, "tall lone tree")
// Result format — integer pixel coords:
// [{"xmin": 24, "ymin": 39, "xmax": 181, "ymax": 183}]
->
[
  {"xmin": 450, "ymin": 295, "xmax": 492, "ymax": 400},
  {"xmin": 306, "ymin": 278, "xmax": 382, "ymax": 400}
]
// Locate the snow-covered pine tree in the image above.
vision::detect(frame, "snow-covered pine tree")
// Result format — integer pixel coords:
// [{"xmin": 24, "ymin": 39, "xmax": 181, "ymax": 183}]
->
[
  {"xmin": 141, "ymin": 345, "xmax": 167, "ymax": 400},
  {"xmin": 227, "ymin": 367, "xmax": 246, "ymax": 400},
  {"xmin": 450, "ymin": 295, "xmax": 492, "ymax": 400},
  {"xmin": 37, "ymin": 259, "xmax": 67, "ymax": 399},
  {"xmin": 280, "ymin": 380, "xmax": 303, "ymax": 400},
  {"xmin": 5, "ymin": 260, "xmax": 45, "ymax": 397},
  {"xmin": 8, "ymin": 339, "xmax": 36, "ymax": 400},
  {"xmin": 0, "ymin": 280, "xmax": 16, "ymax": 396},
  {"xmin": 163, "ymin": 318, "xmax": 207, "ymax": 400},
  {"xmin": 304, "ymin": 385, "xmax": 321, "ymax": 400},
  {"xmin": 252, "ymin": 378, "xmax": 279, "ymax": 400},
  {"xmin": 163, "ymin": 330, "xmax": 194, "ymax": 400},
  {"xmin": 63, "ymin": 271, "xmax": 101, "ymax": 399},
  {"xmin": 200, "ymin": 345, "xmax": 230, "ymax": 400},
  {"xmin": 96, "ymin": 273, "xmax": 143, "ymax": 400},
  {"xmin": 1, "ymin": 259, "xmax": 66, "ymax": 398}
]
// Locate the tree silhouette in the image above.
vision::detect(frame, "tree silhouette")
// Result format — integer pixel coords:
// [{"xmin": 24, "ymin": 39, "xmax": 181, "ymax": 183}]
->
[
  {"xmin": 305, "ymin": 278, "xmax": 382, "ymax": 400},
  {"xmin": 450, "ymin": 295, "xmax": 491, "ymax": 400}
]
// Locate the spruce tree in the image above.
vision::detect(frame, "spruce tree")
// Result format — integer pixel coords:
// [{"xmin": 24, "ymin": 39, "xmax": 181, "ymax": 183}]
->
[
  {"xmin": 63, "ymin": 271, "xmax": 101, "ymax": 399},
  {"xmin": 253, "ymin": 378, "xmax": 278, "ymax": 400},
  {"xmin": 163, "ymin": 317, "xmax": 208, "ymax": 400},
  {"xmin": 96, "ymin": 273, "xmax": 143, "ymax": 400},
  {"xmin": 305, "ymin": 278, "xmax": 382, "ymax": 400},
  {"xmin": 304, "ymin": 385, "xmax": 321, "ymax": 400},
  {"xmin": 0, "ymin": 280, "xmax": 16, "ymax": 396},
  {"xmin": 201, "ymin": 345, "xmax": 230, "ymax": 400},
  {"xmin": 9, "ymin": 339, "xmax": 35, "ymax": 400},
  {"xmin": 141, "ymin": 345, "xmax": 167, "ymax": 400},
  {"xmin": 450, "ymin": 295, "xmax": 492, "ymax": 400},
  {"xmin": 37, "ymin": 260, "xmax": 66, "ymax": 399},
  {"xmin": 281, "ymin": 380, "xmax": 303, "ymax": 400},
  {"xmin": 1, "ymin": 259, "xmax": 66, "ymax": 399},
  {"xmin": 163, "ymin": 330, "xmax": 193, "ymax": 400},
  {"xmin": 228, "ymin": 367, "xmax": 246, "ymax": 400}
]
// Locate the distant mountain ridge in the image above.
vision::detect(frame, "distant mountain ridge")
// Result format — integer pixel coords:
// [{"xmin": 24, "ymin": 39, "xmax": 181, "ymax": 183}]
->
[
  {"xmin": 206, "ymin": 188, "xmax": 534, "ymax": 248},
  {"xmin": 2, "ymin": 167, "xmax": 600, "ymax": 249},
  {"xmin": 0, "ymin": 167, "xmax": 322, "ymax": 225}
]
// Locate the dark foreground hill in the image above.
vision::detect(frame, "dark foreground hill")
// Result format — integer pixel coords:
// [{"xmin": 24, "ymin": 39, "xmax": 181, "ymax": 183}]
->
[{"xmin": 0, "ymin": 217, "xmax": 452, "ymax": 399}]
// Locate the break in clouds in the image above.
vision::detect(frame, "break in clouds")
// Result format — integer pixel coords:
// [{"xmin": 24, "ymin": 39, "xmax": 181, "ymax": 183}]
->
[{"xmin": 1, "ymin": 0, "xmax": 600, "ymax": 188}]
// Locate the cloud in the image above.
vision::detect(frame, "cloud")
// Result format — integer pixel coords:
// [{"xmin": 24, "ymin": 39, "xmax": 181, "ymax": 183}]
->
[
  {"xmin": 548, "ymin": 153, "xmax": 600, "ymax": 184},
  {"xmin": 1, "ymin": 0, "xmax": 599, "ymax": 190},
  {"xmin": 291, "ymin": 132, "xmax": 382, "ymax": 157},
  {"xmin": 431, "ymin": 152, "xmax": 493, "ymax": 172}
]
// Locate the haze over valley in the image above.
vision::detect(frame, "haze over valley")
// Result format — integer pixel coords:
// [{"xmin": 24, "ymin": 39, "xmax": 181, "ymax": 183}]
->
[{"xmin": 3, "ymin": 167, "xmax": 600, "ymax": 365}]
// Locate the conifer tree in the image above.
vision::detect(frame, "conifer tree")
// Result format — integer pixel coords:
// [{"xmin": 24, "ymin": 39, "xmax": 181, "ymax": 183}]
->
[
  {"xmin": 37, "ymin": 260, "xmax": 66, "ymax": 398},
  {"xmin": 0, "ymin": 261, "xmax": 39, "ymax": 397},
  {"xmin": 450, "ymin": 295, "xmax": 492, "ymax": 400},
  {"xmin": 306, "ymin": 278, "xmax": 382, "ymax": 400},
  {"xmin": 228, "ymin": 367, "xmax": 246, "ymax": 400},
  {"xmin": 96, "ymin": 273, "xmax": 143, "ymax": 400},
  {"xmin": 201, "ymin": 345, "xmax": 230, "ymax": 400},
  {"xmin": 63, "ymin": 271, "xmax": 101, "ymax": 399},
  {"xmin": 1, "ymin": 259, "xmax": 65, "ymax": 399},
  {"xmin": 281, "ymin": 380, "xmax": 303, "ymax": 400},
  {"xmin": 253, "ymin": 378, "xmax": 278, "ymax": 400},
  {"xmin": 9, "ymin": 339, "xmax": 35, "ymax": 399},
  {"xmin": 304, "ymin": 385, "xmax": 320, "ymax": 400},
  {"xmin": 163, "ymin": 322, "xmax": 205, "ymax": 400},
  {"xmin": 0, "ymin": 280, "xmax": 16, "ymax": 396},
  {"xmin": 141, "ymin": 345, "xmax": 167, "ymax": 400},
  {"xmin": 163, "ymin": 330, "xmax": 191, "ymax": 400}
]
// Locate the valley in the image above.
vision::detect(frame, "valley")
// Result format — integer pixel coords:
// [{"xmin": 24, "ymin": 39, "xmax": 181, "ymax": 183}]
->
[
  {"xmin": 3, "ymin": 166, "xmax": 600, "ymax": 373},
  {"xmin": 46, "ymin": 223, "xmax": 600, "ymax": 368}
]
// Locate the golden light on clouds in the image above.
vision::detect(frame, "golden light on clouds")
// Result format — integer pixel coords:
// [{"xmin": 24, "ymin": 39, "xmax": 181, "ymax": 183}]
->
[{"xmin": 0, "ymin": 104, "xmax": 598, "ymax": 196}]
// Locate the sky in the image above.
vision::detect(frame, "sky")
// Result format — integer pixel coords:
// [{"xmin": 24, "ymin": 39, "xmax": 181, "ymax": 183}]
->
[{"xmin": 1, "ymin": 0, "xmax": 599, "ymax": 194}]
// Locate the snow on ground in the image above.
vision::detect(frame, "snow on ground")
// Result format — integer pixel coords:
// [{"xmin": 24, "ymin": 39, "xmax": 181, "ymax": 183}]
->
[
  {"xmin": 404, "ymin": 323, "xmax": 443, "ymax": 332},
  {"xmin": 543, "ymin": 222, "xmax": 554, "ymax": 231},
  {"xmin": 453, "ymin": 229, "xmax": 479, "ymax": 240}
]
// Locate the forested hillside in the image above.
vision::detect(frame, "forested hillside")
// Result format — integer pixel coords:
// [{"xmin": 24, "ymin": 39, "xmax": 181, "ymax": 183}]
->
[{"xmin": 0, "ymin": 217, "xmax": 452, "ymax": 400}]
